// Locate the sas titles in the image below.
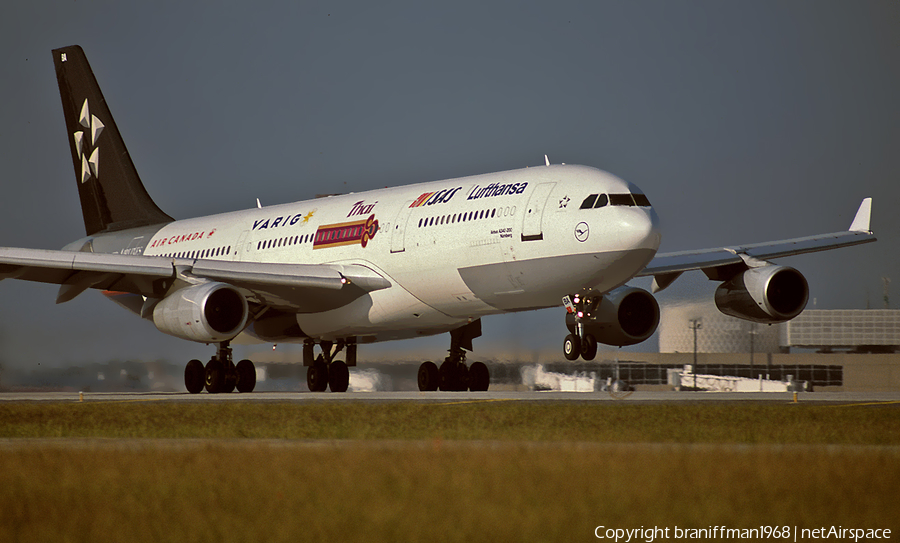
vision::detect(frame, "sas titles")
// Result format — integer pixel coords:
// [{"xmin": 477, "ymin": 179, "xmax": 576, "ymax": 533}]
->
[{"xmin": 409, "ymin": 187, "xmax": 463, "ymax": 208}]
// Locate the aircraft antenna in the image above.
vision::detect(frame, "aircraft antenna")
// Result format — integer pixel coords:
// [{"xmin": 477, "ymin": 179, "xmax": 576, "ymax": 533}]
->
[
  {"xmin": 256, "ymin": 198, "xmax": 262, "ymax": 209},
  {"xmin": 544, "ymin": 155, "xmax": 550, "ymax": 166}
]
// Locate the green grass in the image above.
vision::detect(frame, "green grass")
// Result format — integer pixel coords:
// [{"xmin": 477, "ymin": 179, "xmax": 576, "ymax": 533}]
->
[
  {"xmin": 0, "ymin": 401, "xmax": 898, "ymax": 443},
  {"xmin": 1, "ymin": 402, "xmax": 897, "ymax": 542}
]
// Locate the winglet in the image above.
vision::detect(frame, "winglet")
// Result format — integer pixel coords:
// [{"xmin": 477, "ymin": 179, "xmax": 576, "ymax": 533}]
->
[{"xmin": 849, "ymin": 198, "xmax": 872, "ymax": 232}]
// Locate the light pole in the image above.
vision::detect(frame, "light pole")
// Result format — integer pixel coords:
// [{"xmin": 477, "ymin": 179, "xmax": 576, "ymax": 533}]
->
[
  {"xmin": 688, "ymin": 318, "xmax": 702, "ymax": 389},
  {"xmin": 748, "ymin": 322, "xmax": 757, "ymax": 378}
]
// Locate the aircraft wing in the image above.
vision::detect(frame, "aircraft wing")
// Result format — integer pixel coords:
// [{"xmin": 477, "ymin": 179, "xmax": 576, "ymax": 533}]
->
[
  {"xmin": 638, "ymin": 198, "xmax": 875, "ymax": 292},
  {"xmin": 0, "ymin": 247, "xmax": 390, "ymax": 310}
]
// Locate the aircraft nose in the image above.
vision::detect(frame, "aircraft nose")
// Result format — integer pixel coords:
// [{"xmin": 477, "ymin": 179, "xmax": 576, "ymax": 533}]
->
[{"xmin": 623, "ymin": 206, "xmax": 662, "ymax": 252}]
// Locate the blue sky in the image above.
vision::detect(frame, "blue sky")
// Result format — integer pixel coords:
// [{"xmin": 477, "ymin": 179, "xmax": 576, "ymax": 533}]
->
[{"xmin": 0, "ymin": 1, "xmax": 897, "ymax": 368}]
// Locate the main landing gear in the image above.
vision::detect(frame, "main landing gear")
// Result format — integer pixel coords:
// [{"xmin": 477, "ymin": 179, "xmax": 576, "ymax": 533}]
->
[
  {"xmin": 184, "ymin": 340, "xmax": 256, "ymax": 394},
  {"xmin": 562, "ymin": 292, "xmax": 598, "ymax": 362},
  {"xmin": 303, "ymin": 339, "xmax": 354, "ymax": 393},
  {"xmin": 417, "ymin": 320, "xmax": 490, "ymax": 392}
]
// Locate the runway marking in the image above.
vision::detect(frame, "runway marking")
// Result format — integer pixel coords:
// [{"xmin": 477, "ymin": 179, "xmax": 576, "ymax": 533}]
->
[
  {"xmin": 78, "ymin": 396, "xmax": 175, "ymax": 405},
  {"xmin": 428, "ymin": 398, "xmax": 520, "ymax": 406},
  {"xmin": 827, "ymin": 400, "xmax": 900, "ymax": 408}
]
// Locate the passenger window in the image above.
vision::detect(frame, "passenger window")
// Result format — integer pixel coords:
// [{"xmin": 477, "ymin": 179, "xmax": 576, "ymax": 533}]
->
[
  {"xmin": 580, "ymin": 194, "xmax": 598, "ymax": 209},
  {"xmin": 633, "ymin": 193, "xmax": 651, "ymax": 207},
  {"xmin": 609, "ymin": 194, "xmax": 636, "ymax": 206},
  {"xmin": 594, "ymin": 194, "xmax": 609, "ymax": 208}
]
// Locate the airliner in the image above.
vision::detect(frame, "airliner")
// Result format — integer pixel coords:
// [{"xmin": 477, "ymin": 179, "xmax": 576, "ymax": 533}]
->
[{"xmin": 0, "ymin": 46, "xmax": 876, "ymax": 393}]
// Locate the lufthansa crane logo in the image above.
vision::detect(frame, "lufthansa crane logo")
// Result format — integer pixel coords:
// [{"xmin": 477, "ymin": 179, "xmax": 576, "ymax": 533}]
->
[
  {"xmin": 73, "ymin": 99, "xmax": 104, "ymax": 184},
  {"xmin": 574, "ymin": 222, "xmax": 590, "ymax": 242}
]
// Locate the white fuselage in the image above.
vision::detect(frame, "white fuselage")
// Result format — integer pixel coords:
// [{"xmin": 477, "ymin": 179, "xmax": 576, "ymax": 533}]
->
[{"xmin": 137, "ymin": 164, "xmax": 661, "ymax": 343}]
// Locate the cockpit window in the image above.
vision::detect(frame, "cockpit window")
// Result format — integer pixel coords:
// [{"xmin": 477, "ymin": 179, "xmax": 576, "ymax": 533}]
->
[
  {"xmin": 581, "ymin": 192, "xmax": 649, "ymax": 210},
  {"xmin": 609, "ymin": 193, "xmax": 636, "ymax": 206},
  {"xmin": 633, "ymin": 193, "xmax": 651, "ymax": 207}
]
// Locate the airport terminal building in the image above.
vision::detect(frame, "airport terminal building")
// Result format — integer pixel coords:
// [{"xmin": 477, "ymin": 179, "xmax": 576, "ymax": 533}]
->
[{"xmin": 646, "ymin": 305, "xmax": 900, "ymax": 391}]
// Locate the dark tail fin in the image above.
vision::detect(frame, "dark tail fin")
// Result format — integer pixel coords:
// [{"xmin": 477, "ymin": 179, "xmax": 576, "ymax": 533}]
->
[{"xmin": 53, "ymin": 45, "xmax": 173, "ymax": 236}]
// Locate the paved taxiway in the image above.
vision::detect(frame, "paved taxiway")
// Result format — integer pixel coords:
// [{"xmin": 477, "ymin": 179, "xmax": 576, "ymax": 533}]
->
[{"xmin": 2, "ymin": 390, "xmax": 899, "ymax": 404}]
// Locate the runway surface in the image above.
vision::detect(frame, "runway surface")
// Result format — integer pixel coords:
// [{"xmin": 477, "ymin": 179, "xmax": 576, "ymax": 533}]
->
[{"xmin": 2, "ymin": 390, "xmax": 899, "ymax": 404}]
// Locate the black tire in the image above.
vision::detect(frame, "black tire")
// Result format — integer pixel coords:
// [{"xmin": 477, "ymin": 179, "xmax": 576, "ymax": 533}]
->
[
  {"xmin": 224, "ymin": 363, "xmax": 237, "ymax": 393},
  {"xmin": 205, "ymin": 358, "xmax": 225, "ymax": 394},
  {"xmin": 417, "ymin": 361, "xmax": 439, "ymax": 391},
  {"xmin": 440, "ymin": 361, "xmax": 468, "ymax": 391},
  {"xmin": 185, "ymin": 359, "xmax": 205, "ymax": 394},
  {"xmin": 236, "ymin": 359, "xmax": 256, "ymax": 393},
  {"xmin": 329, "ymin": 360, "xmax": 350, "ymax": 393},
  {"xmin": 438, "ymin": 361, "xmax": 454, "ymax": 391},
  {"xmin": 581, "ymin": 334, "xmax": 598, "ymax": 361},
  {"xmin": 307, "ymin": 359, "xmax": 329, "ymax": 392},
  {"xmin": 563, "ymin": 334, "xmax": 581, "ymax": 361},
  {"xmin": 468, "ymin": 362, "xmax": 490, "ymax": 392}
]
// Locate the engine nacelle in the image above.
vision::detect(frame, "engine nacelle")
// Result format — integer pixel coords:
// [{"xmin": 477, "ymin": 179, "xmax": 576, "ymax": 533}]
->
[
  {"xmin": 715, "ymin": 265, "xmax": 808, "ymax": 323},
  {"xmin": 567, "ymin": 286, "xmax": 660, "ymax": 347},
  {"xmin": 152, "ymin": 282, "xmax": 249, "ymax": 342}
]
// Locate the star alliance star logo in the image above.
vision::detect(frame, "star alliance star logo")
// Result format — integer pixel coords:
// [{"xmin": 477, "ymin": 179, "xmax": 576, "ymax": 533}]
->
[{"xmin": 73, "ymin": 99, "xmax": 104, "ymax": 183}]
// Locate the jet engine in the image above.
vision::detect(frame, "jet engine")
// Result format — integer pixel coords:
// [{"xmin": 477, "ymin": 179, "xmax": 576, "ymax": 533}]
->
[
  {"xmin": 567, "ymin": 286, "xmax": 660, "ymax": 347},
  {"xmin": 152, "ymin": 282, "xmax": 249, "ymax": 342},
  {"xmin": 715, "ymin": 265, "xmax": 808, "ymax": 323}
]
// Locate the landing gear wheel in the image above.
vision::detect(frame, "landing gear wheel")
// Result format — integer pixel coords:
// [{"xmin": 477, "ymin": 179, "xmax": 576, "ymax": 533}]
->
[
  {"xmin": 440, "ymin": 361, "xmax": 468, "ymax": 391},
  {"xmin": 417, "ymin": 361, "xmax": 439, "ymax": 391},
  {"xmin": 205, "ymin": 358, "xmax": 226, "ymax": 394},
  {"xmin": 468, "ymin": 362, "xmax": 490, "ymax": 391},
  {"xmin": 581, "ymin": 334, "xmax": 598, "ymax": 361},
  {"xmin": 307, "ymin": 359, "xmax": 329, "ymax": 392},
  {"xmin": 563, "ymin": 334, "xmax": 581, "ymax": 361},
  {"xmin": 235, "ymin": 359, "xmax": 256, "ymax": 393},
  {"xmin": 185, "ymin": 359, "xmax": 205, "ymax": 394},
  {"xmin": 223, "ymin": 364, "xmax": 237, "ymax": 393},
  {"xmin": 329, "ymin": 360, "xmax": 350, "ymax": 393}
]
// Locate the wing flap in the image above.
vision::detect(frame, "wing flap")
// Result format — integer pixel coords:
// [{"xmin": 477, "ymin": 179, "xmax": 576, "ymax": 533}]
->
[
  {"xmin": 0, "ymin": 247, "xmax": 391, "ymax": 312},
  {"xmin": 0, "ymin": 247, "xmax": 173, "ymax": 286},
  {"xmin": 191, "ymin": 260, "xmax": 346, "ymax": 291}
]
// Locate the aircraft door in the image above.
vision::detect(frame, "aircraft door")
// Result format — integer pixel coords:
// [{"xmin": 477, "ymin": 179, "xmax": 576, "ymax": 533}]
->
[
  {"xmin": 521, "ymin": 182, "xmax": 556, "ymax": 241},
  {"xmin": 391, "ymin": 201, "xmax": 414, "ymax": 253}
]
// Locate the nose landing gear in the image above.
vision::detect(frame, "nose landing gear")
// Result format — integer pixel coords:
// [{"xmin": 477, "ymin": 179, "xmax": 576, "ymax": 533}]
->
[{"xmin": 562, "ymin": 293, "xmax": 598, "ymax": 362}]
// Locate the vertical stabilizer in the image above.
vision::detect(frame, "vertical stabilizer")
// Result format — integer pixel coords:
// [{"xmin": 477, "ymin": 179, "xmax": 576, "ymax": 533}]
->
[{"xmin": 53, "ymin": 45, "xmax": 173, "ymax": 236}]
